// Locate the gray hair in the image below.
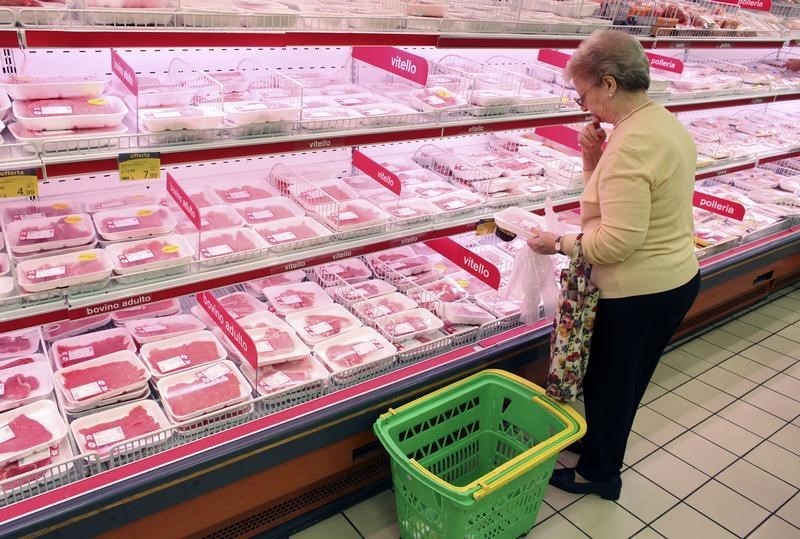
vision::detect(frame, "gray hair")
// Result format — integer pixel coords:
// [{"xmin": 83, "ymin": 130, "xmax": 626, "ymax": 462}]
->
[{"xmin": 565, "ymin": 30, "xmax": 650, "ymax": 91}]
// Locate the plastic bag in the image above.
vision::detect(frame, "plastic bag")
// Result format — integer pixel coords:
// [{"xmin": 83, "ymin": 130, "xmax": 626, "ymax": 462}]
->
[{"xmin": 501, "ymin": 248, "xmax": 559, "ymax": 323}]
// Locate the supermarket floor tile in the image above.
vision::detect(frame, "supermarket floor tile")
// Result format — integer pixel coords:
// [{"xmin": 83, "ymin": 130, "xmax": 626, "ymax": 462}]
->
[
  {"xmin": 288, "ymin": 513, "xmax": 361, "ymax": 539},
  {"xmin": 717, "ymin": 355, "xmax": 778, "ymax": 384},
  {"xmin": 561, "ymin": 495, "xmax": 645, "ymax": 539},
  {"xmin": 749, "ymin": 515, "xmax": 800, "ymax": 539},
  {"xmin": 692, "ymin": 415, "xmax": 763, "ymax": 456},
  {"xmin": 617, "ymin": 469, "xmax": 679, "ymax": 524},
  {"xmin": 633, "ymin": 449, "xmax": 710, "ymax": 499},
  {"xmin": 738, "ymin": 343, "xmax": 797, "ymax": 371},
  {"xmin": 664, "ymin": 431, "xmax": 737, "ymax": 477},
  {"xmin": 685, "ymin": 479, "xmax": 771, "ymax": 537},
  {"xmin": 716, "ymin": 460, "xmax": 798, "ymax": 512},
  {"xmin": 778, "ymin": 493, "xmax": 800, "ymax": 529},
  {"xmin": 651, "ymin": 503, "xmax": 738, "ymax": 539}
]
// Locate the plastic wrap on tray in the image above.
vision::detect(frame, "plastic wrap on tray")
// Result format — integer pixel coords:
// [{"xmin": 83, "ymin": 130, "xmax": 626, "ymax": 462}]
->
[
  {"xmin": 377, "ymin": 307, "xmax": 444, "ymax": 343},
  {"xmin": 139, "ymin": 330, "xmax": 227, "ymax": 377},
  {"xmin": 54, "ymin": 350, "xmax": 149, "ymax": 410},
  {"xmin": 317, "ymin": 199, "xmax": 390, "ymax": 232},
  {"xmin": 211, "ymin": 181, "xmax": 279, "ymax": 205},
  {"xmin": 407, "ymin": 87, "xmax": 466, "ymax": 112},
  {"xmin": 380, "ymin": 198, "xmax": 439, "ymax": 223},
  {"xmin": 290, "ymin": 180, "xmax": 358, "ymax": 210},
  {"xmin": 284, "ymin": 304, "xmax": 363, "ymax": 345},
  {"xmin": 0, "ymin": 400, "xmax": 68, "ymax": 467},
  {"xmin": 139, "ymin": 106, "xmax": 224, "ymax": 132},
  {"xmin": 105, "ymin": 234, "xmax": 194, "ymax": 276},
  {"xmin": 43, "ymin": 315, "xmax": 112, "ymax": 342},
  {"xmin": 254, "ymin": 216, "xmax": 333, "ymax": 249},
  {"xmin": 264, "ymin": 281, "xmax": 333, "ymax": 316},
  {"xmin": 2, "ymin": 200, "xmax": 78, "ymax": 223},
  {"xmin": 232, "ymin": 197, "xmax": 305, "ymax": 226},
  {"xmin": 110, "ymin": 298, "xmax": 181, "ymax": 325},
  {"xmin": 410, "ymin": 277, "xmax": 470, "ymax": 305},
  {"xmin": 12, "ymin": 96, "xmax": 127, "ymax": 131},
  {"xmin": 441, "ymin": 302, "xmax": 495, "ymax": 326},
  {"xmin": 243, "ymin": 270, "xmax": 306, "ymax": 298},
  {"xmin": 352, "ymin": 292, "xmax": 418, "ymax": 319},
  {"xmin": 0, "ymin": 354, "xmax": 47, "ymax": 372},
  {"xmin": 331, "ymin": 278, "xmax": 397, "ymax": 303},
  {"xmin": 190, "ymin": 292, "xmax": 268, "ymax": 324},
  {"xmin": 0, "ymin": 361, "xmax": 54, "ymax": 413},
  {"xmin": 6, "ymin": 214, "xmax": 95, "ymax": 256},
  {"xmin": 83, "ymin": 191, "xmax": 159, "ymax": 214},
  {"xmin": 69, "ymin": 400, "xmax": 170, "ymax": 456},
  {"xmin": 157, "ymin": 360, "xmax": 251, "ymax": 422},
  {"xmin": 314, "ymin": 258, "xmax": 372, "ymax": 285},
  {"xmin": 50, "ymin": 327, "xmax": 136, "ymax": 370},
  {"xmin": 176, "ymin": 205, "xmax": 245, "ymax": 234},
  {"xmin": 193, "ymin": 227, "xmax": 268, "ymax": 265},
  {"xmin": 135, "ymin": 76, "xmax": 196, "ymax": 108},
  {"xmin": 17, "ymin": 249, "xmax": 113, "ymax": 293},
  {"xmin": 301, "ymin": 107, "xmax": 363, "ymax": 130},
  {"xmin": 93, "ymin": 206, "xmax": 177, "ymax": 241},
  {"xmin": 124, "ymin": 314, "xmax": 206, "ymax": 345},
  {"xmin": 0, "ymin": 328, "xmax": 41, "ymax": 360},
  {"xmin": 242, "ymin": 354, "xmax": 328, "ymax": 397},
  {"xmin": 313, "ymin": 326, "xmax": 396, "ymax": 374},
  {"xmin": 224, "ymin": 100, "xmax": 301, "ymax": 125},
  {"xmin": 227, "ymin": 315, "xmax": 310, "ymax": 366},
  {"xmin": 0, "ymin": 74, "xmax": 109, "ymax": 101},
  {"xmin": 474, "ymin": 290, "xmax": 522, "ymax": 318}
]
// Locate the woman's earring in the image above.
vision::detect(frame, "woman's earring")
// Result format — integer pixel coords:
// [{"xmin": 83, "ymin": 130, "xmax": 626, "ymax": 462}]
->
[{"xmin": 608, "ymin": 93, "xmax": 613, "ymax": 98}]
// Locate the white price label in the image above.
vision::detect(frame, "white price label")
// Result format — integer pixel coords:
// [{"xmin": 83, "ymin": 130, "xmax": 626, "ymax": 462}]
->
[
  {"xmin": 21, "ymin": 228, "xmax": 55, "ymax": 241},
  {"xmin": 0, "ymin": 382, "xmax": 4, "ymax": 396},
  {"xmin": 110, "ymin": 217, "xmax": 140, "ymax": 229},
  {"xmin": 444, "ymin": 200, "xmax": 466, "ymax": 210},
  {"xmin": 394, "ymin": 322, "xmax": 416, "ymax": 335},
  {"xmin": 226, "ymin": 190, "xmax": 250, "ymax": 200},
  {"xmin": 122, "ymin": 249, "xmax": 154, "ymax": 263},
  {"xmin": 70, "ymin": 380, "xmax": 106, "ymax": 401},
  {"xmin": 425, "ymin": 96, "xmax": 446, "ymax": 105},
  {"xmin": 269, "ymin": 231, "xmax": 297, "ymax": 243},
  {"xmin": 337, "ymin": 211, "xmax": 358, "ymax": 221},
  {"xmin": 307, "ymin": 321, "xmax": 334, "ymax": 336},
  {"xmin": 199, "ymin": 363, "xmax": 230, "ymax": 382},
  {"xmin": 262, "ymin": 371, "xmax": 291, "ymax": 390},
  {"xmin": 353, "ymin": 340, "xmax": 379, "ymax": 356},
  {"xmin": 34, "ymin": 266, "xmax": 66, "ymax": 280},
  {"xmin": 18, "ymin": 447, "xmax": 51, "ymax": 466},
  {"xmin": 256, "ymin": 340, "xmax": 274, "ymax": 353},
  {"xmin": 278, "ymin": 294, "xmax": 302, "ymax": 305},
  {"xmin": 18, "ymin": 212, "xmax": 47, "ymax": 220},
  {"xmin": 136, "ymin": 323, "xmax": 167, "ymax": 334},
  {"xmin": 152, "ymin": 110, "xmax": 182, "ymax": 118},
  {"xmin": 39, "ymin": 105, "xmax": 74, "ymax": 115},
  {"xmin": 373, "ymin": 305, "xmax": 392, "ymax": 316},
  {"xmin": 0, "ymin": 424, "xmax": 15, "ymax": 444},
  {"xmin": 67, "ymin": 345, "xmax": 95, "ymax": 362},
  {"xmin": 395, "ymin": 207, "xmax": 417, "ymax": 217},
  {"xmin": 203, "ymin": 244, "xmax": 234, "ymax": 257},
  {"xmin": 99, "ymin": 200, "xmax": 125, "ymax": 209},
  {"xmin": 516, "ymin": 157, "xmax": 532, "ymax": 164},
  {"xmin": 90, "ymin": 426, "xmax": 125, "ymax": 448},
  {"xmin": 157, "ymin": 355, "xmax": 189, "ymax": 373},
  {"xmin": 249, "ymin": 209, "xmax": 274, "ymax": 221}
]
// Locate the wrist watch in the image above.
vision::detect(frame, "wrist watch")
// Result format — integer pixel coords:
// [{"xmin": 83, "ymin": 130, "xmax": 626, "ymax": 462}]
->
[{"xmin": 554, "ymin": 236, "xmax": 563, "ymax": 255}]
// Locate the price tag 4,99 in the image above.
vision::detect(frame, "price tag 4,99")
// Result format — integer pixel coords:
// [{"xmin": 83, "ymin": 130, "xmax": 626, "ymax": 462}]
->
[
  {"xmin": 118, "ymin": 152, "xmax": 161, "ymax": 181},
  {"xmin": 0, "ymin": 168, "xmax": 40, "ymax": 199}
]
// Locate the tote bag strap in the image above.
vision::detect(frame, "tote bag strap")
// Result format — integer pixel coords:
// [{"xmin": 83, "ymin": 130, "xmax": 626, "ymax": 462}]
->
[{"xmin": 568, "ymin": 233, "xmax": 590, "ymax": 295}]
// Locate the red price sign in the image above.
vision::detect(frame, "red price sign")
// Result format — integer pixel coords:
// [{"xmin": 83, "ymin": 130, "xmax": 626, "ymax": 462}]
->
[
  {"xmin": 352, "ymin": 46, "xmax": 429, "ymax": 86},
  {"xmin": 352, "ymin": 150, "xmax": 401, "ymax": 195},
  {"xmin": 645, "ymin": 52, "xmax": 684, "ymax": 74},
  {"xmin": 693, "ymin": 191, "xmax": 746, "ymax": 221},
  {"xmin": 535, "ymin": 125, "xmax": 582, "ymax": 153},
  {"xmin": 197, "ymin": 291, "xmax": 257, "ymax": 373},
  {"xmin": 111, "ymin": 49, "xmax": 138, "ymax": 95},
  {"xmin": 166, "ymin": 172, "xmax": 201, "ymax": 230},
  {"xmin": 425, "ymin": 238, "xmax": 501, "ymax": 290},
  {"xmin": 537, "ymin": 49, "xmax": 571, "ymax": 69}
]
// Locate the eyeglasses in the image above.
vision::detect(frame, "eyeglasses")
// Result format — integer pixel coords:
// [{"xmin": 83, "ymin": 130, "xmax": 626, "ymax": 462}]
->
[{"xmin": 574, "ymin": 85, "xmax": 598, "ymax": 107}]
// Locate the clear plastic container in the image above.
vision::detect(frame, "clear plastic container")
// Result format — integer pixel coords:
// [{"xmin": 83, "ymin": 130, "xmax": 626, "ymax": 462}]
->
[
  {"xmin": 212, "ymin": 181, "xmax": 279, "ymax": 205},
  {"xmin": 313, "ymin": 326, "xmax": 396, "ymax": 374},
  {"xmin": 124, "ymin": 314, "xmax": 206, "ymax": 345},
  {"xmin": 241, "ymin": 354, "xmax": 328, "ymax": 397},
  {"xmin": 430, "ymin": 190, "xmax": 485, "ymax": 213},
  {"xmin": 139, "ymin": 330, "xmax": 227, "ymax": 378},
  {"xmin": 474, "ymin": 290, "xmax": 522, "ymax": 318},
  {"xmin": 0, "ymin": 400, "xmax": 68, "ymax": 467},
  {"xmin": 54, "ymin": 350, "xmax": 149, "ymax": 409},
  {"xmin": 93, "ymin": 205, "xmax": 177, "ymax": 242},
  {"xmin": 494, "ymin": 206, "xmax": 546, "ymax": 241},
  {"xmin": 232, "ymin": 197, "xmax": 305, "ymax": 226},
  {"xmin": 43, "ymin": 315, "xmax": 112, "ymax": 342},
  {"xmin": 264, "ymin": 281, "xmax": 333, "ymax": 316},
  {"xmin": 352, "ymin": 292, "xmax": 418, "ymax": 319},
  {"xmin": 12, "ymin": 95, "xmax": 128, "ymax": 131},
  {"xmin": 139, "ymin": 105, "xmax": 224, "ymax": 132},
  {"xmin": 0, "ymin": 328, "xmax": 41, "ymax": 360},
  {"xmin": 0, "ymin": 361, "xmax": 54, "ymax": 413},
  {"xmin": 50, "ymin": 327, "xmax": 136, "ymax": 370},
  {"xmin": 0, "ymin": 74, "xmax": 109, "ymax": 100},
  {"xmin": 193, "ymin": 227, "xmax": 268, "ymax": 266},
  {"xmin": 176, "ymin": 205, "xmax": 244, "ymax": 234},
  {"xmin": 253, "ymin": 216, "xmax": 333, "ymax": 250},
  {"xmin": 313, "ymin": 258, "xmax": 372, "ymax": 285},
  {"xmin": 157, "ymin": 360, "xmax": 252, "ymax": 422},
  {"xmin": 6, "ymin": 214, "xmax": 95, "ymax": 255},
  {"xmin": 316, "ymin": 199, "xmax": 390, "ymax": 232},
  {"xmin": 69, "ymin": 399, "xmax": 170, "ymax": 456},
  {"xmin": 377, "ymin": 307, "xmax": 444, "ymax": 343},
  {"xmin": 110, "ymin": 298, "xmax": 181, "ymax": 325},
  {"xmin": 442, "ymin": 302, "xmax": 495, "ymax": 326},
  {"xmin": 17, "ymin": 249, "xmax": 113, "ymax": 293},
  {"xmin": 412, "ymin": 277, "xmax": 470, "ymax": 305},
  {"xmin": 105, "ymin": 234, "xmax": 195, "ymax": 276},
  {"xmin": 284, "ymin": 304, "xmax": 363, "ymax": 345}
]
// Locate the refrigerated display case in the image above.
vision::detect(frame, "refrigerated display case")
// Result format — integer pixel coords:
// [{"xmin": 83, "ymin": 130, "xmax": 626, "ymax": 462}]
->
[{"xmin": 0, "ymin": 6, "xmax": 798, "ymax": 537}]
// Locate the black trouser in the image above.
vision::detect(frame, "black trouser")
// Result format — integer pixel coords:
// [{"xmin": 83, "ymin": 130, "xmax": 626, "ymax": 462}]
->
[{"xmin": 576, "ymin": 271, "xmax": 701, "ymax": 482}]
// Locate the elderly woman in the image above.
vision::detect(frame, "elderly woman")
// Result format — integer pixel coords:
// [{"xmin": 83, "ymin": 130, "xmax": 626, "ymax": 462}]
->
[{"xmin": 528, "ymin": 30, "xmax": 701, "ymax": 500}]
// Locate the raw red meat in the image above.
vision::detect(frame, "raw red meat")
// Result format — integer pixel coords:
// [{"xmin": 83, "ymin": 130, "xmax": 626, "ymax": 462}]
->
[
  {"xmin": 0, "ymin": 415, "xmax": 51, "ymax": 454},
  {"xmin": 146, "ymin": 341, "xmax": 222, "ymax": 370},
  {"xmin": 130, "ymin": 320, "xmax": 201, "ymax": 339},
  {"xmin": 116, "ymin": 239, "xmax": 182, "ymax": 269},
  {"xmin": 301, "ymin": 315, "xmax": 349, "ymax": 338},
  {"xmin": 274, "ymin": 289, "xmax": 317, "ymax": 310},
  {"xmin": 0, "ymin": 358, "xmax": 36, "ymax": 371},
  {"xmin": 218, "ymin": 293, "xmax": 264, "ymax": 319},
  {"xmin": 24, "ymin": 257, "xmax": 107, "ymax": 285},
  {"xmin": 60, "ymin": 360, "xmax": 145, "ymax": 400},
  {"xmin": 259, "ymin": 222, "xmax": 324, "ymax": 245},
  {"xmin": 321, "ymin": 262, "xmax": 370, "ymax": 281},
  {"xmin": 422, "ymin": 280, "xmax": 468, "ymax": 303},
  {"xmin": 196, "ymin": 208, "xmax": 241, "ymax": 231},
  {"xmin": 200, "ymin": 231, "xmax": 258, "ymax": 257},
  {"xmin": 4, "ymin": 202, "xmax": 75, "ymax": 223},
  {"xmin": 14, "ymin": 216, "xmax": 93, "ymax": 249},
  {"xmin": 1, "ymin": 374, "xmax": 40, "ymax": 401},
  {"xmin": 237, "ymin": 202, "xmax": 300, "ymax": 224},
  {"xmin": 391, "ymin": 314, "xmax": 430, "ymax": 334},
  {"xmin": 97, "ymin": 207, "xmax": 172, "ymax": 234},
  {"xmin": 44, "ymin": 315, "xmax": 110, "ymax": 341},
  {"xmin": 324, "ymin": 344, "xmax": 371, "ymax": 369},
  {"xmin": 255, "ymin": 328, "xmax": 295, "ymax": 354},
  {"xmin": 0, "ymin": 336, "xmax": 35, "ymax": 357},
  {"xmin": 78, "ymin": 405, "xmax": 160, "ymax": 453},
  {"xmin": 165, "ymin": 373, "xmax": 242, "ymax": 418},
  {"xmin": 187, "ymin": 192, "xmax": 217, "ymax": 208},
  {"xmin": 215, "ymin": 185, "xmax": 274, "ymax": 203},
  {"xmin": 358, "ymin": 298, "xmax": 407, "ymax": 318},
  {"xmin": 16, "ymin": 97, "xmax": 118, "ymax": 118},
  {"xmin": 0, "ymin": 444, "xmax": 57, "ymax": 483},
  {"xmin": 353, "ymin": 282, "xmax": 381, "ymax": 296},
  {"xmin": 298, "ymin": 184, "xmax": 355, "ymax": 206},
  {"xmin": 53, "ymin": 334, "xmax": 132, "ymax": 368}
]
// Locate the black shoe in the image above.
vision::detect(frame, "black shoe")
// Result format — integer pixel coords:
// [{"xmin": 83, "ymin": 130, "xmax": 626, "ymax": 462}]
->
[
  {"xmin": 548, "ymin": 468, "xmax": 622, "ymax": 501},
  {"xmin": 565, "ymin": 440, "xmax": 584, "ymax": 454}
]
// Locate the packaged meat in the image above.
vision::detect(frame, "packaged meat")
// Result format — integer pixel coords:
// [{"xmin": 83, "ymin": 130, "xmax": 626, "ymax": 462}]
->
[
  {"xmin": 241, "ymin": 354, "xmax": 328, "ymax": 397},
  {"xmin": 407, "ymin": 87, "xmax": 466, "ymax": 112},
  {"xmin": 317, "ymin": 199, "xmax": 390, "ymax": 232},
  {"xmin": 331, "ymin": 278, "xmax": 397, "ymax": 303},
  {"xmin": 0, "ymin": 276, "xmax": 13, "ymax": 298},
  {"xmin": 7, "ymin": 123, "xmax": 130, "ymax": 152},
  {"xmin": 475, "ymin": 290, "xmax": 522, "ymax": 318},
  {"xmin": 408, "ymin": 181, "xmax": 459, "ymax": 200},
  {"xmin": 157, "ymin": 360, "xmax": 252, "ymax": 421},
  {"xmin": 378, "ymin": 307, "xmax": 444, "ymax": 343},
  {"xmin": 105, "ymin": 234, "xmax": 195, "ymax": 276},
  {"xmin": 6, "ymin": 214, "xmax": 96, "ymax": 255},
  {"xmin": 313, "ymin": 327, "xmax": 396, "ymax": 374},
  {"xmin": 176, "ymin": 205, "xmax": 244, "ymax": 234},
  {"xmin": 442, "ymin": 302, "xmax": 495, "ymax": 326},
  {"xmin": 301, "ymin": 107, "xmax": 364, "ymax": 131},
  {"xmin": 350, "ymin": 103, "xmax": 420, "ymax": 127},
  {"xmin": 12, "ymin": 95, "xmax": 128, "ymax": 131},
  {"xmin": 243, "ymin": 270, "xmax": 306, "ymax": 298},
  {"xmin": 254, "ymin": 216, "xmax": 333, "ymax": 250},
  {"xmin": 0, "ymin": 362, "xmax": 53, "ymax": 412},
  {"xmin": 366, "ymin": 247, "xmax": 416, "ymax": 266},
  {"xmin": 430, "ymin": 191, "xmax": 485, "ymax": 214},
  {"xmin": 213, "ymin": 181, "xmax": 279, "ymax": 205},
  {"xmin": 54, "ymin": 350, "xmax": 149, "ymax": 408},
  {"xmin": 139, "ymin": 330, "xmax": 227, "ymax": 377},
  {"xmin": 69, "ymin": 400, "xmax": 170, "ymax": 457},
  {"xmin": 190, "ymin": 292, "xmax": 268, "ymax": 324},
  {"xmin": 327, "ymin": 93, "xmax": 390, "ymax": 108},
  {"xmin": 93, "ymin": 205, "xmax": 177, "ymax": 242},
  {"xmin": 379, "ymin": 255, "xmax": 434, "ymax": 277},
  {"xmin": 83, "ymin": 191, "xmax": 160, "ymax": 213},
  {"xmin": 290, "ymin": 180, "xmax": 359, "ymax": 211},
  {"xmin": 285, "ymin": 304, "xmax": 363, "ymax": 345},
  {"xmin": 172, "ymin": 187, "xmax": 224, "ymax": 209},
  {"xmin": 0, "ymin": 328, "xmax": 41, "ymax": 360},
  {"xmin": 0, "ymin": 400, "xmax": 68, "ymax": 467},
  {"xmin": 233, "ymin": 197, "xmax": 305, "ymax": 226},
  {"xmin": 313, "ymin": 258, "xmax": 372, "ymax": 285},
  {"xmin": 301, "ymin": 96, "xmax": 340, "ymax": 109},
  {"xmin": 50, "ymin": 327, "xmax": 136, "ymax": 370},
  {"xmin": 0, "ymin": 436, "xmax": 73, "ymax": 491},
  {"xmin": 380, "ymin": 198, "xmax": 439, "ymax": 224},
  {"xmin": 43, "ymin": 315, "xmax": 111, "ymax": 342},
  {"xmin": 0, "ymin": 354, "xmax": 46, "ymax": 372},
  {"xmin": 194, "ymin": 227, "xmax": 268, "ymax": 266},
  {"xmin": 306, "ymin": 83, "xmax": 365, "ymax": 96},
  {"xmin": 224, "ymin": 100, "xmax": 301, "ymax": 125},
  {"xmin": 17, "ymin": 248, "xmax": 113, "ymax": 293},
  {"xmin": 124, "ymin": 314, "xmax": 206, "ymax": 345},
  {"xmin": 410, "ymin": 277, "xmax": 470, "ymax": 306},
  {"xmin": 230, "ymin": 321, "xmax": 310, "ymax": 366},
  {"xmin": 138, "ymin": 106, "xmax": 224, "ymax": 132},
  {"xmin": 2, "ymin": 200, "xmax": 78, "ymax": 223},
  {"xmin": 208, "ymin": 71, "xmax": 250, "ymax": 93},
  {"xmin": 447, "ymin": 271, "xmax": 496, "ymax": 297},
  {"xmin": 135, "ymin": 76, "xmax": 196, "ymax": 109},
  {"xmin": 0, "ymin": 74, "xmax": 109, "ymax": 101},
  {"xmin": 111, "ymin": 298, "xmax": 181, "ymax": 325},
  {"xmin": 352, "ymin": 292, "xmax": 418, "ymax": 319},
  {"xmin": 264, "ymin": 281, "xmax": 333, "ymax": 315}
]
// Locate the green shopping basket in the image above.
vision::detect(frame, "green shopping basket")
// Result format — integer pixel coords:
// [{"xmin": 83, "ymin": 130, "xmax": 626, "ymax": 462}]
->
[{"xmin": 373, "ymin": 369, "xmax": 586, "ymax": 539}]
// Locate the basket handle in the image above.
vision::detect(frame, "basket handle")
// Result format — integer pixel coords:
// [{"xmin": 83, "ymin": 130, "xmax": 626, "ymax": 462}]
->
[{"xmin": 409, "ymin": 458, "xmax": 482, "ymax": 496}]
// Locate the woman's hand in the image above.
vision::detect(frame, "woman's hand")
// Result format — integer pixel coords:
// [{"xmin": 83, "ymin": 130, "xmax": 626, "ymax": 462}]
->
[
  {"xmin": 526, "ymin": 227, "xmax": 560, "ymax": 255},
  {"xmin": 579, "ymin": 116, "xmax": 607, "ymax": 172}
]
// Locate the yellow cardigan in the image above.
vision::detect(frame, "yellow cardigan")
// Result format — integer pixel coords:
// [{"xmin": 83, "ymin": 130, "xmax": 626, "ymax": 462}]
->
[{"xmin": 561, "ymin": 102, "xmax": 699, "ymax": 299}]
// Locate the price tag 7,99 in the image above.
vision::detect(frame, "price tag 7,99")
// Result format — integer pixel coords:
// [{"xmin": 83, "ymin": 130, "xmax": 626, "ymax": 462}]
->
[
  {"xmin": 0, "ymin": 168, "xmax": 40, "ymax": 199},
  {"xmin": 118, "ymin": 152, "xmax": 161, "ymax": 181}
]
